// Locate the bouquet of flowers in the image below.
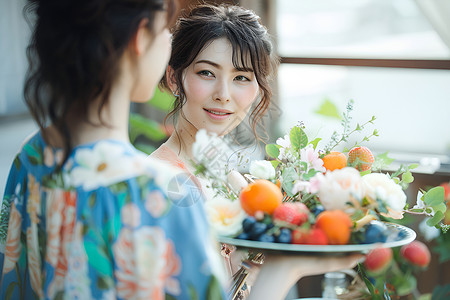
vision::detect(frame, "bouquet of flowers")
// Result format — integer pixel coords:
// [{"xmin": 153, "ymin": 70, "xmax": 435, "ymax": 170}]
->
[{"xmin": 191, "ymin": 100, "xmax": 448, "ymax": 298}]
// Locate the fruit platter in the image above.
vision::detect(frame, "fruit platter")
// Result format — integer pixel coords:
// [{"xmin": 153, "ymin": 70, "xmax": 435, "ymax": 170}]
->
[{"xmin": 193, "ymin": 102, "xmax": 447, "ymax": 255}]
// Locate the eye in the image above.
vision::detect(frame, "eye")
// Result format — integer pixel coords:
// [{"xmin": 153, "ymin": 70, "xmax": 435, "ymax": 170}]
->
[
  {"xmin": 197, "ymin": 70, "xmax": 214, "ymax": 77},
  {"xmin": 234, "ymin": 75, "xmax": 250, "ymax": 81}
]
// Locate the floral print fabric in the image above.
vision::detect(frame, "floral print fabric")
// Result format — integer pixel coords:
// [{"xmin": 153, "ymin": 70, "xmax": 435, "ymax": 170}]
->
[{"xmin": 0, "ymin": 132, "xmax": 226, "ymax": 299}]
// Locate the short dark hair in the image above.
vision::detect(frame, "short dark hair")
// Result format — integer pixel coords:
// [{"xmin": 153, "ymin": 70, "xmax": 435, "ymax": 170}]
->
[
  {"xmin": 161, "ymin": 3, "xmax": 279, "ymax": 137},
  {"xmin": 23, "ymin": 0, "xmax": 176, "ymax": 165}
]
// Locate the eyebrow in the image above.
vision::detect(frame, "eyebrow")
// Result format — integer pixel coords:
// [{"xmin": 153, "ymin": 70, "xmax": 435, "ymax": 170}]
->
[{"xmin": 195, "ymin": 59, "xmax": 254, "ymax": 72}]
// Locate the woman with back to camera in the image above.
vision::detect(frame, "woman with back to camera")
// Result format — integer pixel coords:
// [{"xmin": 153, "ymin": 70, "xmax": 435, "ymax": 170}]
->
[
  {"xmin": 0, "ymin": 0, "xmax": 229, "ymax": 299},
  {"xmin": 152, "ymin": 3, "xmax": 364, "ymax": 300}
]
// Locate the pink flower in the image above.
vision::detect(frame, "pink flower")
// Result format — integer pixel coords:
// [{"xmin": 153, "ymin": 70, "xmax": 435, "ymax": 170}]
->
[
  {"xmin": 45, "ymin": 189, "xmax": 77, "ymax": 298},
  {"xmin": 3, "ymin": 203, "xmax": 22, "ymax": 273},
  {"xmin": 145, "ymin": 190, "xmax": 168, "ymax": 218},
  {"xmin": 300, "ymin": 145, "xmax": 326, "ymax": 172},
  {"xmin": 121, "ymin": 203, "xmax": 141, "ymax": 228},
  {"xmin": 27, "ymin": 227, "xmax": 44, "ymax": 298},
  {"xmin": 113, "ymin": 226, "xmax": 181, "ymax": 299}
]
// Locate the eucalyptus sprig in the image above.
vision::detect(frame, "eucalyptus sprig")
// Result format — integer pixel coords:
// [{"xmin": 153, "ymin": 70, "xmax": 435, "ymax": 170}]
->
[{"xmin": 324, "ymin": 100, "xmax": 378, "ymax": 153}]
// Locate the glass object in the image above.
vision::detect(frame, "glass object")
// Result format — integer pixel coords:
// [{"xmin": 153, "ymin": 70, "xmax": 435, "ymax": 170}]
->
[{"xmin": 322, "ymin": 272, "xmax": 348, "ymax": 299}]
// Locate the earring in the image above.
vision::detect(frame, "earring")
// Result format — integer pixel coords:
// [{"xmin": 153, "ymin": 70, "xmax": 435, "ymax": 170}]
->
[{"xmin": 172, "ymin": 90, "xmax": 180, "ymax": 98}]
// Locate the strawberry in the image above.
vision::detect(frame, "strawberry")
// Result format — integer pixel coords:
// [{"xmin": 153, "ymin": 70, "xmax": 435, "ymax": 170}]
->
[
  {"xmin": 400, "ymin": 241, "xmax": 431, "ymax": 267},
  {"xmin": 348, "ymin": 146, "xmax": 374, "ymax": 171},
  {"xmin": 272, "ymin": 202, "xmax": 309, "ymax": 226},
  {"xmin": 291, "ymin": 227, "xmax": 328, "ymax": 245},
  {"xmin": 364, "ymin": 247, "xmax": 393, "ymax": 276}
]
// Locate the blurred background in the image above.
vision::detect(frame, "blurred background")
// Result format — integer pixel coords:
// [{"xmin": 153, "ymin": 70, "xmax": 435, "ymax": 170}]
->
[{"xmin": 1, "ymin": 0, "xmax": 449, "ymax": 298}]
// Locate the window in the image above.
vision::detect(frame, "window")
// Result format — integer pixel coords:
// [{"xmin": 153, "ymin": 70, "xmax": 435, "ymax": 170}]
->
[{"xmin": 275, "ymin": 0, "xmax": 450, "ymax": 170}]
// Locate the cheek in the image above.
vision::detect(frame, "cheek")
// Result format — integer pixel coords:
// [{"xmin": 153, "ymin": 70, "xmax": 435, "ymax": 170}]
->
[
  {"xmin": 236, "ymin": 85, "xmax": 259, "ymax": 113},
  {"xmin": 184, "ymin": 76, "xmax": 211, "ymax": 101}
]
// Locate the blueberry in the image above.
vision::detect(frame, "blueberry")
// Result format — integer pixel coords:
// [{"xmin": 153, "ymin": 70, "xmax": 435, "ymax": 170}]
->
[
  {"xmin": 236, "ymin": 232, "xmax": 250, "ymax": 240},
  {"xmin": 257, "ymin": 233, "xmax": 275, "ymax": 243},
  {"xmin": 312, "ymin": 205, "xmax": 325, "ymax": 217},
  {"xmin": 276, "ymin": 228, "xmax": 292, "ymax": 243},
  {"xmin": 242, "ymin": 216, "xmax": 257, "ymax": 233},
  {"xmin": 364, "ymin": 221, "xmax": 388, "ymax": 243},
  {"xmin": 249, "ymin": 222, "xmax": 267, "ymax": 239}
]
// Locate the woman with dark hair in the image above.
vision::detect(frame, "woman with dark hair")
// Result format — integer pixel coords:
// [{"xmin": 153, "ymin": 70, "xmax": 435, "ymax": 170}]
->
[
  {"xmin": 0, "ymin": 0, "xmax": 228, "ymax": 298},
  {"xmin": 153, "ymin": 4, "xmax": 279, "ymax": 170},
  {"xmin": 152, "ymin": 4, "xmax": 363, "ymax": 300}
]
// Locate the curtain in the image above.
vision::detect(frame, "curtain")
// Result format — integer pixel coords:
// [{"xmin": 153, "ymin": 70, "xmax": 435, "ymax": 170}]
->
[
  {"xmin": 0, "ymin": 0, "xmax": 30, "ymax": 115},
  {"xmin": 415, "ymin": 0, "xmax": 450, "ymax": 51}
]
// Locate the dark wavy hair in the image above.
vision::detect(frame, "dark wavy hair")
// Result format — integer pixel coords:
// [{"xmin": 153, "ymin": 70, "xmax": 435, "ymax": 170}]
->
[
  {"xmin": 23, "ymin": 0, "xmax": 176, "ymax": 165},
  {"xmin": 160, "ymin": 4, "xmax": 279, "ymax": 139}
]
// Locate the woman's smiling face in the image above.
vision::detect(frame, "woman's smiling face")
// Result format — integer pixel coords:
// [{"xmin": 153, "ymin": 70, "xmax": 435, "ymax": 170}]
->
[{"xmin": 179, "ymin": 37, "xmax": 260, "ymax": 136}]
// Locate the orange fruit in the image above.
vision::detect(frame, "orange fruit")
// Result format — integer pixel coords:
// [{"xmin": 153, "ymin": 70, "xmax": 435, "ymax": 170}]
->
[
  {"xmin": 240, "ymin": 179, "xmax": 283, "ymax": 216},
  {"xmin": 348, "ymin": 146, "xmax": 374, "ymax": 171},
  {"xmin": 315, "ymin": 210, "xmax": 353, "ymax": 245},
  {"xmin": 322, "ymin": 151, "xmax": 347, "ymax": 171}
]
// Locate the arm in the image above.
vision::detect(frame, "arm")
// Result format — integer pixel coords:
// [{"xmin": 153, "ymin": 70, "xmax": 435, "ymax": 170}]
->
[{"xmin": 248, "ymin": 253, "xmax": 364, "ymax": 300}]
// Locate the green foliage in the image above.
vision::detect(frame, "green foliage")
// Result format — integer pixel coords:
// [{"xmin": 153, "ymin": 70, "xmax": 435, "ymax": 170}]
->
[
  {"xmin": 265, "ymin": 143, "xmax": 280, "ymax": 158},
  {"xmin": 290, "ymin": 126, "xmax": 308, "ymax": 151},
  {"xmin": 431, "ymin": 284, "xmax": 450, "ymax": 300},
  {"xmin": 129, "ymin": 113, "xmax": 167, "ymax": 144},
  {"xmin": 324, "ymin": 100, "xmax": 377, "ymax": 153},
  {"xmin": 148, "ymin": 88, "xmax": 175, "ymax": 111},
  {"xmin": 314, "ymin": 98, "xmax": 342, "ymax": 119},
  {"xmin": 433, "ymin": 230, "xmax": 450, "ymax": 263}
]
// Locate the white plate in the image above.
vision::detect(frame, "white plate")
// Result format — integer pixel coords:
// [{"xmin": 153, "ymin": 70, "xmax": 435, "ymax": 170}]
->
[{"xmin": 217, "ymin": 223, "xmax": 416, "ymax": 255}]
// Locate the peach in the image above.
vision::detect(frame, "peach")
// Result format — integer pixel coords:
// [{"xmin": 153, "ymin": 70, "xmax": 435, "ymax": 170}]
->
[
  {"xmin": 400, "ymin": 241, "xmax": 431, "ymax": 267},
  {"xmin": 364, "ymin": 247, "xmax": 393, "ymax": 276}
]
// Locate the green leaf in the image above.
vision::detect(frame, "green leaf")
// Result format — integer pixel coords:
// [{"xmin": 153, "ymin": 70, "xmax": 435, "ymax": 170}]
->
[
  {"xmin": 148, "ymin": 87, "xmax": 175, "ymax": 111},
  {"xmin": 84, "ymin": 241, "xmax": 113, "ymax": 276},
  {"xmin": 426, "ymin": 211, "xmax": 445, "ymax": 227},
  {"xmin": 424, "ymin": 186, "xmax": 445, "ymax": 207},
  {"xmin": 401, "ymin": 171, "xmax": 414, "ymax": 184},
  {"xmin": 290, "ymin": 126, "xmax": 308, "ymax": 151},
  {"xmin": 265, "ymin": 144, "xmax": 280, "ymax": 158},
  {"xmin": 431, "ymin": 284, "xmax": 450, "ymax": 300},
  {"xmin": 23, "ymin": 144, "xmax": 42, "ymax": 165},
  {"xmin": 281, "ymin": 167, "xmax": 299, "ymax": 197},
  {"xmin": 129, "ymin": 113, "xmax": 167, "ymax": 143},
  {"xmin": 372, "ymin": 152, "xmax": 395, "ymax": 170},
  {"xmin": 270, "ymin": 160, "xmax": 280, "ymax": 169},
  {"xmin": 187, "ymin": 283, "xmax": 199, "ymax": 300},
  {"xmin": 206, "ymin": 276, "xmax": 224, "ymax": 300},
  {"xmin": 408, "ymin": 163, "xmax": 419, "ymax": 170},
  {"xmin": 308, "ymin": 137, "xmax": 321, "ymax": 149},
  {"xmin": 314, "ymin": 98, "xmax": 341, "ymax": 119}
]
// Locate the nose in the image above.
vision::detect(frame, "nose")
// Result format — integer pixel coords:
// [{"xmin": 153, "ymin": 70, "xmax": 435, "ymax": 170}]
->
[{"xmin": 213, "ymin": 80, "xmax": 230, "ymax": 102}]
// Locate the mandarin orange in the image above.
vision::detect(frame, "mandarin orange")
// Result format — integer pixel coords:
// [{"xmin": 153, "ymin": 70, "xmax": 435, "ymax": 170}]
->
[
  {"xmin": 315, "ymin": 210, "xmax": 353, "ymax": 245},
  {"xmin": 322, "ymin": 151, "xmax": 347, "ymax": 171},
  {"xmin": 240, "ymin": 179, "xmax": 283, "ymax": 216}
]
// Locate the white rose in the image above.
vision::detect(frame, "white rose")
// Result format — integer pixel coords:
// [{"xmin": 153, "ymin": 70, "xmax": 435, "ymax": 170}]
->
[
  {"xmin": 362, "ymin": 173, "xmax": 407, "ymax": 212},
  {"xmin": 204, "ymin": 195, "xmax": 247, "ymax": 237},
  {"xmin": 314, "ymin": 167, "xmax": 364, "ymax": 211},
  {"xmin": 249, "ymin": 160, "xmax": 276, "ymax": 180}
]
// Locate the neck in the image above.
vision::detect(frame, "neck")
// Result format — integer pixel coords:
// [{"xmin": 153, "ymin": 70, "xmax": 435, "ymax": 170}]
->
[
  {"xmin": 67, "ymin": 87, "xmax": 131, "ymax": 146},
  {"xmin": 164, "ymin": 114, "xmax": 199, "ymax": 167}
]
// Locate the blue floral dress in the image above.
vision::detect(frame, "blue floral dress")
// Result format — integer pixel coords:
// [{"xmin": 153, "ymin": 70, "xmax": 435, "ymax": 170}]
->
[{"xmin": 0, "ymin": 132, "xmax": 227, "ymax": 300}]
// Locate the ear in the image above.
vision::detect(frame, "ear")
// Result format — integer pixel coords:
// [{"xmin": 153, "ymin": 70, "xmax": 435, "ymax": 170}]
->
[
  {"xmin": 131, "ymin": 19, "xmax": 151, "ymax": 56},
  {"xmin": 166, "ymin": 65, "xmax": 179, "ymax": 94}
]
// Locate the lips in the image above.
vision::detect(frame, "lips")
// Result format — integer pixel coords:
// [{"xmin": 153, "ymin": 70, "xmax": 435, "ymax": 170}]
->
[
  {"xmin": 203, "ymin": 108, "xmax": 233, "ymax": 120},
  {"xmin": 204, "ymin": 108, "xmax": 233, "ymax": 115}
]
